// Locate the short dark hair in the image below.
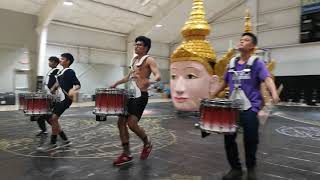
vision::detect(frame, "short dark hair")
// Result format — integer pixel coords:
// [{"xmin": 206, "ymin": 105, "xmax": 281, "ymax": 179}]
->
[
  {"xmin": 135, "ymin": 36, "xmax": 151, "ymax": 53},
  {"xmin": 48, "ymin": 56, "xmax": 59, "ymax": 64},
  {"xmin": 61, "ymin": 53, "xmax": 74, "ymax": 66},
  {"xmin": 242, "ymin": 32, "xmax": 258, "ymax": 46}
]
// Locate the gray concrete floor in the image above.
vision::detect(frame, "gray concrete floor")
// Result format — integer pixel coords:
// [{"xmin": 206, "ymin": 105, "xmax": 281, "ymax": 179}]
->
[{"xmin": 0, "ymin": 103, "xmax": 319, "ymax": 180}]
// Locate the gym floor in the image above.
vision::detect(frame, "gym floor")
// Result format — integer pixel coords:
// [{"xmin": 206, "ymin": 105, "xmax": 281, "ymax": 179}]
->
[{"xmin": 0, "ymin": 102, "xmax": 319, "ymax": 180}]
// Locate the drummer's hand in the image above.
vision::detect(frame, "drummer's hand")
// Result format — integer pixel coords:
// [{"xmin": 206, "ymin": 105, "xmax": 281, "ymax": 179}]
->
[
  {"xmin": 148, "ymin": 79, "xmax": 158, "ymax": 85},
  {"xmin": 110, "ymin": 84, "xmax": 117, "ymax": 88},
  {"xmin": 271, "ymin": 94, "xmax": 280, "ymax": 104},
  {"xmin": 50, "ymin": 88, "xmax": 56, "ymax": 94},
  {"xmin": 68, "ymin": 88, "xmax": 79, "ymax": 99}
]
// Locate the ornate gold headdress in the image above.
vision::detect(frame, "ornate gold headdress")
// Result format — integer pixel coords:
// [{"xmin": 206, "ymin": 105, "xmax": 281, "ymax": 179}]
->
[
  {"xmin": 170, "ymin": 0, "xmax": 216, "ymax": 75},
  {"xmin": 243, "ymin": 8, "xmax": 258, "ymax": 53},
  {"xmin": 244, "ymin": 8, "xmax": 252, "ymax": 33}
]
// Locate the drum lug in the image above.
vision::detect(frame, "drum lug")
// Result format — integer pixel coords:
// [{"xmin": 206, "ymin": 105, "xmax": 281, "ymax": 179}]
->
[
  {"xmin": 30, "ymin": 116, "xmax": 36, "ymax": 121},
  {"xmin": 201, "ymin": 130, "xmax": 211, "ymax": 138},
  {"xmin": 96, "ymin": 115, "xmax": 107, "ymax": 121}
]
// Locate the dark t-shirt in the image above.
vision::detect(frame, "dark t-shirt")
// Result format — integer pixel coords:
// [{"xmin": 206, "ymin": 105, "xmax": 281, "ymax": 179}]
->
[
  {"xmin": 47, "ymin": 68, "xmax": 59, "ymax": 89},
  {"xmin": 224, "ymin": 58, "xmax": 270, "ymax": 112},
  {"xmin": 57, "ymin": 69, "xmax": 81, "ymax": 96}
]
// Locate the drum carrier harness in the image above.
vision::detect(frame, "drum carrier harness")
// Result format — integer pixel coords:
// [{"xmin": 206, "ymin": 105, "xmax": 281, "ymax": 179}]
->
[{"xmin": 228, "ymin": 55, "xmax": 258, "ymax": 110}]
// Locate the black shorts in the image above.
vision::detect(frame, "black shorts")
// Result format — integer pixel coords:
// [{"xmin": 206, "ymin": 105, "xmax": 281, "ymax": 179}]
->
[
  {"xmin": 127, "ymin": 92, "xmax": 148, "ymax": 120},
  {"xmin": 52, "ymin": 98, "xmax": 72, "ymax": 117}
]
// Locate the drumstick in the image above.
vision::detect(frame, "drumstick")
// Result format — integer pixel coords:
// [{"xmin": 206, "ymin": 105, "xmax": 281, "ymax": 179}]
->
[{"xmin": 277, "ymin": 83, "xmax": 283, "ymax": 96}]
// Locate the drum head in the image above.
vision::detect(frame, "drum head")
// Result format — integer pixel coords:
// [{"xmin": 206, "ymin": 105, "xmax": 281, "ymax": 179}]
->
[
  {"xmin": 96, "ymin": 88, "xmax": 127, "ymax": 95},
  {"xmin": 25, "ymin": 92, "xmax": 51, "ymax": 99},
  {"xmin": 19, "ymin": 92, "xmax": 32, "ymax": 97},
  {"xmin": 201, "ymin": 98, "xmax": 240, "ymax": 108}
]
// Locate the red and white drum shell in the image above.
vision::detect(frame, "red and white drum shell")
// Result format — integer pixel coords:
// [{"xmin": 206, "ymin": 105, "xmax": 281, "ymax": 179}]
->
[
  {"xmin": 93, "ymin": 88, "xmax": 128, "ymax": 116},
  {"xmin": 200, "ymin": 98, "xmax": 240, "ymax": 134},
  {"xmin": 24, "ymin": 93, "xmax": 53, "ymax": 116},
  {"xmin": 18, "ymin": 93, "xmax": 30, "ymax": 110}
]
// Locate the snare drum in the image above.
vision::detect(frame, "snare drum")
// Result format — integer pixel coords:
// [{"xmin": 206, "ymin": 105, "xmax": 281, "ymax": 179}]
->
[
  {"xmin": 18, "ymin": 93, "xmax": 30, "ymax": 111},
  {"xmin": 93, "ymin": 88, "xmax": 129, "ymax": 120},
  {"xmin": 200, "ymin": 98, "xmax": 240, "ymax": 134},
  {"xmin": 24, "ymin": 93, "xmax": 53, "ymax": 116}
]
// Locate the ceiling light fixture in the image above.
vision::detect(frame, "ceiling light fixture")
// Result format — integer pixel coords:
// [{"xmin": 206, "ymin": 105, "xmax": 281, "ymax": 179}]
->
[
  {"xmin": 155, "ymin": 24, "xmax": 163, "ymax": 28},
  {"xmin": 64, "ymin": 0, "xmax": 73, "ymax": 6},
  {"xmin": 140, "ymin": 0, "xmax": 152, "ymax": 6}
]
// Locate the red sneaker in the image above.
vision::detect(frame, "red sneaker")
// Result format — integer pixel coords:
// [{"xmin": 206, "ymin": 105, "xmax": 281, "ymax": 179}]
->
[
  {"xmin": 140, "ymin": 143, "xmax": 153, "ymax": 160},
  {"xmin": 113, "ymin": 153, "xmax": 133, "ymax": 166}
]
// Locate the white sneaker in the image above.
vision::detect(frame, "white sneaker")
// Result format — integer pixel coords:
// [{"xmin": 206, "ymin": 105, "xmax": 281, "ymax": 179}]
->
[
  {"xmin": 60, "ymin": 140, "xmax": 72, "ymax": 148},
  {"xmin": 36, "ymin": 144, "xmax": 58, "ymax": 152}
]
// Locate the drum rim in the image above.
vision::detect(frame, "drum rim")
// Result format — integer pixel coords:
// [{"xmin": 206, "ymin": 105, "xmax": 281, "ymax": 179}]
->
[
  {"xmin": 199, "ymin": 124, "xmax": 238, "ymax": 134},
  {"xmin": 200, "ymin": 98, "xmax": 240, "ymax": 108},
  {"xmin": 18, "ymin": 92, "xmax": 32, "ymax": 97},
  {"xmin": 24, "ymin": 93, "xmax": 52, "ymax": 99},
  {"xmin": 95, "ymin": 88, "xmax": 129, "ymax": 95}
]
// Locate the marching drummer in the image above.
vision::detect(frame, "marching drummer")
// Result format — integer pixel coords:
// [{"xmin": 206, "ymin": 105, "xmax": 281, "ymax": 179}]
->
[
  {"xmin": 37, "ymin": 53, "xmax": 81, "ymax": 152},
  {"xmin": 34, "ymin": 56, "xmax": 60, "ymax": 137},
  {"xmin": 211, "ymin": 32, "xmax": 279, "ymax": 180},
  {"xmin": 110, "ymin": 36, "xmax": 161, "ymax": 166}
]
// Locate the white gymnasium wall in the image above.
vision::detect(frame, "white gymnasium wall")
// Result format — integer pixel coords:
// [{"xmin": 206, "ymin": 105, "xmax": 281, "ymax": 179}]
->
[
  {"xmin": 210, "ymin": 0, "xmax": 320, "ymax": 76},
  {"xmin": 46, "ymin": 24, "xmax": 128, "ymax": 94},
  {"xmin": 47, "ymin": 24, "xmax": 127, "ymax": 51},
  {"xmin": 270, "ymin": 42, "xmax": 320, "ymax": 76},
  {"xmin": 0, "ymin": 9, "xmax": 38, "ymax": 92},
  {"xmin": 257, "ymin": 0, "xmax": 320, "ymax": 76},
  {"xmin": 0, "ymin": 48, "xmax": 29, "ymax": 92},
  {"xmin": 46, "ymin": 24, "xmax": 170, "ymax": 94},
  {"xmin": 150, "ymin": 42, "xmax": 170, "ymax": 83},
  {"xmin": 209, "ymin": 3, "xmax": 247, "ymax": 53},
  {"xmin": 45, "ymin": 44, "xmax": 127, "ymax": 94}
]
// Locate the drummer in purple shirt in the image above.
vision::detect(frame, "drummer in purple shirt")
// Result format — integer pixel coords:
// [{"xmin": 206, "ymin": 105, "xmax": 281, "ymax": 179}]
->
[{"xmin": 211, "ymin": 32, "xmax": 280, "ymax": 180}]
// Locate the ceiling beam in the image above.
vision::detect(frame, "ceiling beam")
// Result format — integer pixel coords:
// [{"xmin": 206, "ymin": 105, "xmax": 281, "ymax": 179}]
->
[
  {"xmin": 85, "ymin": 0, "xmax": 152, "ymax": 20},
  {"xmin": 51, "ymin": 20, "xmax": 128, "ymax": 37},
  {"xmin": 36, "ymin": 0, "xmax": 64, "ymax": 32},
  {"xmin": 128, "ymin": 0, "xmax": 185, "ymax": 42},
  {"xmin": 207, "ymin": 0, "xmax": 246, "ymax": 24}
]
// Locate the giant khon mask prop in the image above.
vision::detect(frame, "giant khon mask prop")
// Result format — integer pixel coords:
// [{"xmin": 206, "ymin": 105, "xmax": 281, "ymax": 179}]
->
[{"xmin": 170, "ymin": 0, "xmax": 218, "ymax": 111}]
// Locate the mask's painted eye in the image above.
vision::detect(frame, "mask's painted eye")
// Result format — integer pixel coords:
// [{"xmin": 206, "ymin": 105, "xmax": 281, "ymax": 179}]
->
[{"xmin": 186, "ymin": 74, "xmax": 198, "ymax": 79}]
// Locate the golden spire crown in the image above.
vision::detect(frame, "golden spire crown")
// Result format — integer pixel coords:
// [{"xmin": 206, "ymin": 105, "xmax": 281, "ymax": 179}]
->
[
  {"xmin": 171, "ymin": 0, "xmax": 216, "ymax": 75},
  {"xmin": 244, "ymin": 8, "xmax": 252, "ymax": 33},
  {"xmin": 181, "ymin": 0, "xmax": 210, "ymax": 40},
  {"xmin": 244, "ymin": 8, "xmax": 258, "ymax": 53}
]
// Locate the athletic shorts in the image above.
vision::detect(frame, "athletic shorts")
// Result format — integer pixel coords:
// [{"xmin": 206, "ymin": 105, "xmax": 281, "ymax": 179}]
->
[
  {"xmin": 52, "ymin": 98, "xmax": 72, "ymax": 117},
  {"xmin": 127, "ymin": 92, "xmax": 148, "ymax": 120}
]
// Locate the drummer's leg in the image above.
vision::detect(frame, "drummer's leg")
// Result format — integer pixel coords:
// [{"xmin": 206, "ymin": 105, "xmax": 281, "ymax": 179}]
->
[
  {"xmin": 36, "ymin": 117, "xmax": 48, "ymax": 136},
  {"xmin": 49, "ymin": 100, "xmax": 70, "ymax": 145},
  {"xmin": 45, "ymin": 114, "xmax": 52, "ymax": 125},
  {"xmin": 242, "ymin": 110, "xmax": 259, "ymax": 169},
  {"xmin": 34, "ymin": 114, "xmax": 61, "ymax": 151},
  {"xmin": 224, "ymin": 132, "xmax": 241, "ymax": 169},
  {"xmin": 49, "ymin": 114, "xmax": 61, "ymax": 144},
  {"xmin": 118, "ymin": 116, "xmax": 130, "ymax": 154},
  {"xmin": 127, "ymin": 115, "xmax": 148, "ymax": 145},
  {"xmin": 126, "ymin": 92, "xmax": 149, "ymax": 144},
  {"xmin": 37, "ymin": 118, "xmax": 46, "ymax": 131},
  {"xmin": 127, "ymin": 115, "xmax": 152, "ymax": 160}
]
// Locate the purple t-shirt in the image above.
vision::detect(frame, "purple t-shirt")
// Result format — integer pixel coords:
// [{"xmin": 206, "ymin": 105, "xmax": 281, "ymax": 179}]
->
[{"xmin": 224, "ymin": 58, "xmax": 270, "ymax": 112}]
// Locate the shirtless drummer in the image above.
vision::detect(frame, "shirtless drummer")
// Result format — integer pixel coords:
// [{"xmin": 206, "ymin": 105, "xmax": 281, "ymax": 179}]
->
[{"xmin": 110, "ymin": 36, "xmax": 161, "ymax": 166}]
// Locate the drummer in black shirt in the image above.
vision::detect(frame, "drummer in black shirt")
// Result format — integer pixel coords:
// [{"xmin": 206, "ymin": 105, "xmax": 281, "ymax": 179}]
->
[
  {"xmin": 37, "ymin": 53, "xmax": 81, "ymax": 151},
  {"xmin": 35, "ymin": 56, "xmax": 60, "ymax": 137}
]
